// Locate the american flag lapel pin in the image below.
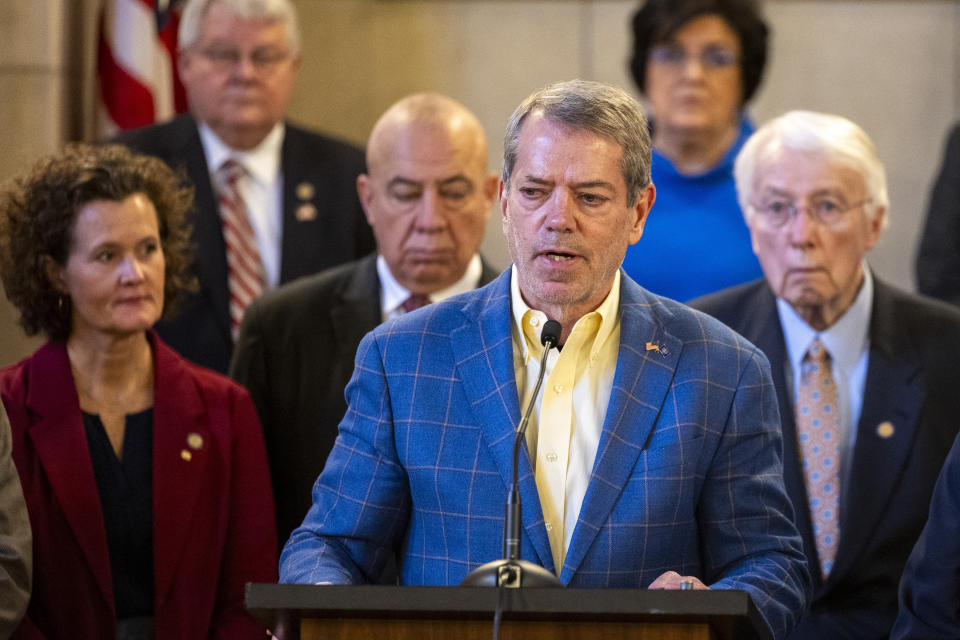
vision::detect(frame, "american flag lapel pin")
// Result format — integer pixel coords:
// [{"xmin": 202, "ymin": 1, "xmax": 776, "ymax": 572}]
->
[{"xmin": 646, "ymin": 341, "xmax": 668, "ymax": 356}]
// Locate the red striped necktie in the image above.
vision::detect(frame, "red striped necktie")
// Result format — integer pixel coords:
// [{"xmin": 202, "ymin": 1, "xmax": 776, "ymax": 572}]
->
[{"xmin": 217, "ymin": 159, "xmax": 266, "ymax": 338}]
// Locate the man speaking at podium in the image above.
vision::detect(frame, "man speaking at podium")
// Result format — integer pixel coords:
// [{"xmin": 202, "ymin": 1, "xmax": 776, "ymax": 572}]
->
[{"xmin": 280, "ymin": 80, "xmax": 810, "ymax": 639}]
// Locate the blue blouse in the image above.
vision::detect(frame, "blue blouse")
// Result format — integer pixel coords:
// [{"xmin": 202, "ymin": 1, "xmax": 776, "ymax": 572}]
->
[{"xmin": 622, "ymin": 118, "xmax": 762, "ymax": 302}]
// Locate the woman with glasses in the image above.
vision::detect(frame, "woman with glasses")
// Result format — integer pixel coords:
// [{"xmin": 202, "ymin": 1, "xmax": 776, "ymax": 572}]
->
[
  {"xmin": 623, "ymin": 0, "xmax": 769, "ymax": 302},
  {"xmin": 0, "ymin": 144, "xmax": 277, "ymax": 639}
]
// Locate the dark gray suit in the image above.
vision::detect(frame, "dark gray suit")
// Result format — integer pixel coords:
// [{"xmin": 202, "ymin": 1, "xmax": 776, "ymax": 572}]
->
[
  {"xmin": 113, "ymin": 114, "xmax": 375, "ymax": 373},
  {"xmin": 229, "ymin": 253, "xmax": 500, "ymax": 544},
  {"xmin": 692, "ymin": 277, "xmax": 960, "ymax": 639},
  {"xmin": 0, "ymin": 400, "xmax": 30, "ymax": 636}
]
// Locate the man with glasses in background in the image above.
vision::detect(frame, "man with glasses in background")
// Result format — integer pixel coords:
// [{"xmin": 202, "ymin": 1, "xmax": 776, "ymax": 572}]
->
[
  {"xmin": 692, "ymin": 110, "xmax": 960, "ymax": 638},
  {"xmin": 115, "ymin": 0, "xmax": 373, "ymax": 373}
]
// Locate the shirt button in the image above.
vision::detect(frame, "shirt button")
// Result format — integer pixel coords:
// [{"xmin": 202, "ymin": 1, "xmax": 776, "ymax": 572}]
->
[
  {"xmin": 529, "ymin": 317, "xmax": 540, "ymax": 327},
  {"xmin": 546, "ymin": 452, "xmax": 558, "ymax": 462},
  {"xmin": 545, "ymin": 522, "xmax": 553, "ymax": 531},
  {"xmin": 553, "ymin": 384, "xmax": 564, "ymax": 394}
]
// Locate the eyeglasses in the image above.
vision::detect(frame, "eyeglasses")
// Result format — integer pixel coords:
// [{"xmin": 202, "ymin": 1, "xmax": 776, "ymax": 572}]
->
[
  {"xmin": 197, "ymin": 46, "xmax": 292, "ymax": 73},
  {"xmin": 750, "ymin": 197, "xmax": 872, "ymax": 229},
  {"xmin": 648, "ymin": 45, "xmax": 739, "ymax": 71}
]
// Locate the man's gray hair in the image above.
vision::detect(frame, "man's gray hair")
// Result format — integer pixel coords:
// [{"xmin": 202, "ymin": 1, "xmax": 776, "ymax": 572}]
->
[
  {"xmin": 734, "ymin": 110, "xmax": 889, "ymax": 226},
  {"xmin": 179, "ymin": 0, "xmax": 301, "ymax": 53},
  {"xmin": 502, "ymin": 79, "xmax": 652, "ymax": 206}
]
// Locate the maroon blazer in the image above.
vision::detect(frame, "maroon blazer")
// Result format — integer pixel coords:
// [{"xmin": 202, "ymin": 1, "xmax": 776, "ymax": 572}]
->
[{"xmin": 0, "ymin": 333, "xmax": 277, "ymax": 639}]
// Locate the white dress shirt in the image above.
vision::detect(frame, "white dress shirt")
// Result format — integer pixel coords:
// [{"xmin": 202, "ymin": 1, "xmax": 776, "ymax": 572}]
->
[
  {"xmin": 377, "ymin": 254, "xmax": 484, "ymax": 321},
  {"xmin": 199, "ymin": 122, "xmax": 285, "ymax": 288}
]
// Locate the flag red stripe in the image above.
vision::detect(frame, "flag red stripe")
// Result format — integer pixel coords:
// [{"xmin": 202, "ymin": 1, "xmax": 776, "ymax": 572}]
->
[
  {"xmin": 97, "ymin": 0, "xmax": 187, "ymax": 134},
  {"xmin": 97, "ymin": 18, "xmax": 156, "ymax": 129}
]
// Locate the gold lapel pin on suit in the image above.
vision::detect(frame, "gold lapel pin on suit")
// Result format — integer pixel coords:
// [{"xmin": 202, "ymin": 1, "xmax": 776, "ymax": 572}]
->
[
  {"xmin": 296, "ymin": 181, "xmax": 315, "ymax": 200},
  {"xmin": 295, "ymin": 203, "xmax": 317, "ymax": 221},
  {"xmin": 876, "ymin": 421, "xmax": 895, "ymax": 439}
]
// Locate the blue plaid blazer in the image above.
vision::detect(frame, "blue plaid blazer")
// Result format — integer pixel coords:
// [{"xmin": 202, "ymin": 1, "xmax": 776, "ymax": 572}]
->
[{"xmin": 280, "ymin": 270, "xmax": 810, "ymax": 638}]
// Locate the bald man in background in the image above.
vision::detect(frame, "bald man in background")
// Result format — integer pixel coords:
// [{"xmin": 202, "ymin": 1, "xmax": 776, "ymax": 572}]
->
[{"xmin": 230, "ymin": 94, "xmax": 500, "ymax": 544}]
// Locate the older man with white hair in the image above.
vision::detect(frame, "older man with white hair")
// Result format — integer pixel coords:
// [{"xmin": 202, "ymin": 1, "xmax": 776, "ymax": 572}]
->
[
  {"xmin": 692, "ymin": 110, "xmax": 960, "ymax": 639},
  {"xmin": 115, "ymin": 0, "xmax": 373, "ymax": 373}
]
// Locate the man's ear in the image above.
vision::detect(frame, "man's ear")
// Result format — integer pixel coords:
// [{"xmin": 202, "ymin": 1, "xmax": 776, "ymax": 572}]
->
[
  {"xmin": 176, "ymin": 47, "xmax": 193, "ymax": 83},
  {"xmin": 478, "ymin": 173, "xmax": 498, "ymax": 222},
  {"xmin": 865, "ymin": 204, "xmax": 886, "ymax": 251},
  {"xmin": 628, "ymin": 183, "xmax": 656, "ymax": 245},
  {"xmin": 483, "ymin": 173, "xmax": 498, "ymax": 203},
  {"xmin": 498, "ymin": 179, "xmax": 509, "ymax": 219},
  {"xmin": 356, "ymin": 174, "xmax": 375, "ymax": 227}
]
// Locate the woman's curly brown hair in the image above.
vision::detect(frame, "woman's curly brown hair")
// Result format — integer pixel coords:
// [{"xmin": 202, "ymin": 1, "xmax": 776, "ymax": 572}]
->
[{"xmin": 0, "ymin": 143, "xmax": 197, "ymax": 341}]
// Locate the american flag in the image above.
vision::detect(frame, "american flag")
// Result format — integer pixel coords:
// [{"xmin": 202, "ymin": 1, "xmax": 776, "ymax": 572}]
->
[{"xmin": 97, "ymin": 0, "xmax": 187, "ymax": 135}]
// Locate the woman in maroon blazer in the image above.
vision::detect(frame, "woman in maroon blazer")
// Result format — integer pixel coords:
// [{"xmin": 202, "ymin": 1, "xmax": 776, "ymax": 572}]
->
[{"xmin": 0, "ymin": 143, "xmax": 277, "ymax": 639}]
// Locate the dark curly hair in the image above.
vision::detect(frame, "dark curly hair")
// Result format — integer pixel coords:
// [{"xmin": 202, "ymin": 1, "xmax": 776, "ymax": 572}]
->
[
  {"xmin": 629, "ymin": 0, "xmax": 769, "ymax": 106},
  {"xmin": 0, "ymin": 143, "xmax": 197, "ymax": 341}
]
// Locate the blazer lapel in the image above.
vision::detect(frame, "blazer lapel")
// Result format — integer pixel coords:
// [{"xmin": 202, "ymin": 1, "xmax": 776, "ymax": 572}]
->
[
  {"xmin": 26, "ymin": 343, "xmax": 114, "ymax": 608},
  {"xmin": 330, "ymin": 255, "xmax": 382, "ymax": 365},
  {"xmin": 279, "ymin": 125, "xmax": 312, "ymax": 281},
  {"xmin": 447, "ymin": 272, "xmax": 555, "ymax": 570},
  {"xmin": 179, "ymin": 117, "xmax": 232, "ymax": 342},
  {"xmin": 829, "ymin": 282, "xmax": 922, "ymax": 584},
  {"xmin": 150, "ymin": 335, "xmax": 213, "ymax": 607},
  {"xmin": 561, "ymin": 279, "xmax": 681, "ymax": 582}
]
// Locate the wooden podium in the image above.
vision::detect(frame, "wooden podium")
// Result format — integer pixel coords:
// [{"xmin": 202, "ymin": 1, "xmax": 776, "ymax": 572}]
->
[{"xmin": 246, "ymin": 584, "xmax": 772, "ymax": 640}]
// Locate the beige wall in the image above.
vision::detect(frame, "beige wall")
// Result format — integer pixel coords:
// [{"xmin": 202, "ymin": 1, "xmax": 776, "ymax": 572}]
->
[{"xmin": 1, "ymin": 0, "xmax": 958, "ymax": 366}]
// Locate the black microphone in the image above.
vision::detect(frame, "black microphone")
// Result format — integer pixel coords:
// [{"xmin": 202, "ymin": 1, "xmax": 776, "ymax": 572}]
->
[{"xmin": 460, "ymin": 319, "xmax": 564, "ymax": 588}]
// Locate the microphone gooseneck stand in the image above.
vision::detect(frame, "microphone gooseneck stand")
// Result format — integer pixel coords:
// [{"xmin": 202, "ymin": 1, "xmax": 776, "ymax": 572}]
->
[{"xmin": 460, "ymin": 319, "xmax": 564, "ymax": 590}]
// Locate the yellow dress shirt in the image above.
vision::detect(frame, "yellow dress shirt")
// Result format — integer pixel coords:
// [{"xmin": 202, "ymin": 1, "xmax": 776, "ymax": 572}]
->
[{"xmin": 509, "ymin": 267, "xmax": 621, "ymax": 572}]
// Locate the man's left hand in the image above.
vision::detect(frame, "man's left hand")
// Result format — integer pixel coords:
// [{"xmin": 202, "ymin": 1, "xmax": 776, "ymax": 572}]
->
[{"xmin": 648, "ymin": 570, "xmax": 710, "ymax": 590}]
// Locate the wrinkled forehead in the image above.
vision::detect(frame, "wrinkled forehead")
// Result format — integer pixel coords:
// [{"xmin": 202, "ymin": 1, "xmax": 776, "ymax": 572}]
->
[{"xmin": 752, "ymin": 145, "xmax": 867, "ymax": 198}]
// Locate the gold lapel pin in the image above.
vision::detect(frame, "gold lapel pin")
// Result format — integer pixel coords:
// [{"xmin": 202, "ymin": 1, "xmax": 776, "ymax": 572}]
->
[
  {"xmin": 295, "ymin": 203, "xmax": 317, "ymax": 222},
  {"xmin": 296, "ymin": 181, "xmax": 315, "ymax": 200},
  {"xmin": 876, "ymin": 421, "xmax": 895, "ymax": 439},
  {"xmin": 187, "ymin": 432, "xmax": 204, "ymax": 450}
]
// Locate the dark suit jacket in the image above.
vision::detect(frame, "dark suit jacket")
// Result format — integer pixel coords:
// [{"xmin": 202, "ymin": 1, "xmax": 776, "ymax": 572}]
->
[
  {"xmin": 0, "ymin": 401, "xmax": 30, "ymax": 636},
  {"xmin": 692, "ymin": 277, "xmax": 960, "ymax": 639},
  {"xmin": 916, "ymin": 123, "xmax": 960, "ymax": 306},
  {"xmin": 1, "ymin": 334, "xmax": 277, "ymax": 639},
  {"xmin": 113, "ymin": 114, "xmax": 375, "ymax": 373},
  {"xmin": 229, "ymin": 253, "xmax": 500, "ymax": 544},
  {"xmin": 892, "ymin": 430, "xmax": 960, "ymax": 639}
]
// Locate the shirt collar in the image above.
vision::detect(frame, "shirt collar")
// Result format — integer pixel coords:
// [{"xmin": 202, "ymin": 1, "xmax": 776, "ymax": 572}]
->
[
  {"xmin": 778, "ymin": 264, "xmax": 873, "ymax": 376},
  {"xmin": 377, "ymin": 254, "xmax": 484, "ymax": 316},
  {"xmin": 509, "ymin": 266, "xmax": 620, "ymax": 362},
  {"xmin": 198, "ymin": 121, "xmax": 285, "ymax": 186}
]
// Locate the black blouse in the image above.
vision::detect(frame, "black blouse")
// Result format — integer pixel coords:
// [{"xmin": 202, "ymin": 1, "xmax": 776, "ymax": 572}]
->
[{"xmin": 82, "ymin": 408, "xmax": 154, "ymax": 619}]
